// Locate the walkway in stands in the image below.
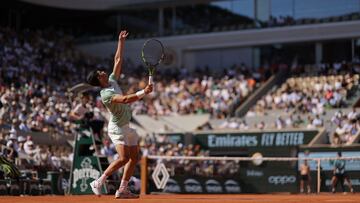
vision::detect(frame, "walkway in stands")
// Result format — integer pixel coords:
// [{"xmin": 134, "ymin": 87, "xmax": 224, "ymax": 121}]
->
[{"xmin": 1, "ymin": 194, "xmax": 359, "ymax": 203}]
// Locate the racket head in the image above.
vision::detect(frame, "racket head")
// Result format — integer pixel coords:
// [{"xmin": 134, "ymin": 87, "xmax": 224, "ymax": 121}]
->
[{"xmin": 141, "ymin": 38, "xmax": 165, "ymax": 70}]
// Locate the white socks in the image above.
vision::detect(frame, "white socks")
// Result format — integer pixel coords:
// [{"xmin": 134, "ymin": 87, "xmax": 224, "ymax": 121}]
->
[
  {"xmin": 120, "ymin": 180, "xmax": 129, "ymax": 188},
  {"xmin": 97, "ymin": 174, "xmax": 108, "ymax": 186},
  {"xmin": 97, "ymin": 175, "xmax": 129, "ymax": 190}
]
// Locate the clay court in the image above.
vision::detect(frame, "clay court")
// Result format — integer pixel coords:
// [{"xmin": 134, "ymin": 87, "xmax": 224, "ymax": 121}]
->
[{"xmin": 0, "ymin": 194, "xmax": 359, "ymax": 203}]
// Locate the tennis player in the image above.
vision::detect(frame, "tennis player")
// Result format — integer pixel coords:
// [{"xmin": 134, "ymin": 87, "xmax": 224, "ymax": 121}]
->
[
  {"xmin": 331, "ymin": 152, "xmax": 354, "ymax": 193},
  {"xmin": 86, "ymin": 30, "xmax": 153, "ymax": 198}
]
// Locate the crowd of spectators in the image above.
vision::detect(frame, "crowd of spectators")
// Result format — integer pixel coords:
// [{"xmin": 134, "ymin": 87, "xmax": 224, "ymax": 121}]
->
[
  {"xmin": 0, "ymin": 27, "xmax": 109, "ymax": 139},
  {"xmin": 0, "ymin": 27, "xmax": 110, "ymax": 171},
  {"xmin": 250, "ymin": 63, "xmax": 359, "ymax": 116},
  {"xmin": 0, "ymin": 129, "xmax": 72, "ymax": 172},
  {"xmin": 130, "ymin": 70, "xmax": 260, "ymax": 118},
  {"xmin": 218, "ymin": 113, "xmax": 325, "ymax": 130},
  {"xmin": 331, "ymin": 108, "xmax": 360, "ymax": 145}
]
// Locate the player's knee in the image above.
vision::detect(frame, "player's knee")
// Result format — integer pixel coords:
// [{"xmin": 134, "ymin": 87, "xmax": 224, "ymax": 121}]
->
[
  {"xmin": 117, "ymin": 156, "xmax": 129, "ymax": 164},
  {"xmin": 128, "ymin": 156, "xmax": 138, "ymax": 165}
]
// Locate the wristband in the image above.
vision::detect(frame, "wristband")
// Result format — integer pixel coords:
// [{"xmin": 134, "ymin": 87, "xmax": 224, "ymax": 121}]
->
[{"xmin": 136, "ymin": 89, "xmax": 146, "ymax": 99}]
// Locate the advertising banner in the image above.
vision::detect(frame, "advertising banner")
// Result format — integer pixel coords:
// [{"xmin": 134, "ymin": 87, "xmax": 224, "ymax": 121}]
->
[
  {"xmin": 194, "ymin": 130, "xmax": 318, "ymax": 149},
  {"xmin": 69, "ymin": 130, "xmax": 106, "ymax": 195},
  {"xmin": 148, "ymin": 161, "xmax": 299, "ymax": 194},
  {"xmin": 70, "ymin": 156, "xmax": 102, "ymax": 194},
  {"xmin": 194, "ymin": 130, "xmax": 318, "ymax": 156}
]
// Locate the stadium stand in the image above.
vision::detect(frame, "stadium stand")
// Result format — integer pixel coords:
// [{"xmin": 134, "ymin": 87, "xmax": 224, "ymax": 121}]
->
[
  {"xmin": 0, "ymin": 27, "xmax": 110, "ymax": 172},
  {"xmin": 251, "ymin": 63, "xmax": 359, "ymax": 115}
]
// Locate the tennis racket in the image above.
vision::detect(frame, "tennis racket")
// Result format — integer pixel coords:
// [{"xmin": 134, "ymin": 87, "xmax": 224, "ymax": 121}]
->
[{"xmin": 141, "ymin": 38, "xmax": 165, "ymax": 84}]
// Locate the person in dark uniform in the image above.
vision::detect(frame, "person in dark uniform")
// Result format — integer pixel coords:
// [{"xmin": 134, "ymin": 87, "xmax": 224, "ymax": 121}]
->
[{"xmin": 331, "ymin": 152, "xmax": 354, "ymax": 193}]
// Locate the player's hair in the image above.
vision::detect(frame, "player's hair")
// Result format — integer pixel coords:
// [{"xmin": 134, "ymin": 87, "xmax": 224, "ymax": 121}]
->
[{"xmin": 87, "ymin": 70, "xmax": 100, "ymax": 86}]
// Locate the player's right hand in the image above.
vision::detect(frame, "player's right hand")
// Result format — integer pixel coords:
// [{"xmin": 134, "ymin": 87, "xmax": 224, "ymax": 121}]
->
[
  {"xmin": 119, "ymin": 30, "xmax": 129, "ymax": 41},
  {"xmin": 144, "ymin": 84, "xmax": 153, "ymax": 94}
]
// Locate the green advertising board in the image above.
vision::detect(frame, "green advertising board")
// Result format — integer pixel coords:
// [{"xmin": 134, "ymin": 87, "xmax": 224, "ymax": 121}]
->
[
  {"xmin": 193, "ymin": 130, "xmax": 319, "ymax": 156},
  {"xmin": 69, "ymin": 129, "xmax": 107, "ymax": 194},
  {"xmin": 160, "ymin": 130, "xmax": 319, "ymax": 156}
]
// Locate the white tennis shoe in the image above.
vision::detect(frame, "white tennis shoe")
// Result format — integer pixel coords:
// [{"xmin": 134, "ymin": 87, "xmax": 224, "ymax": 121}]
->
[
  {"xmin": 90, "ymin": 180, "xmax": 102, "ymax": 196},
  {"xmin": 115, "ymin": 187, "xmax": 139, "ymax": 199}
]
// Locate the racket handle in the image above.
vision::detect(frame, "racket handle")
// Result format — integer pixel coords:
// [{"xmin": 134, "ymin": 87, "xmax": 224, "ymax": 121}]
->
[{"xmin": 148, "ymin": 75, "xmax": 153, "ymax": 84}]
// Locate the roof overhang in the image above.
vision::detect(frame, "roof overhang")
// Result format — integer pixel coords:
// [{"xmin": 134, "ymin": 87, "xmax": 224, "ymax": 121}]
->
[{"xmin": 21, "ymin": 0, "xmax": 217, "ymax": 10}]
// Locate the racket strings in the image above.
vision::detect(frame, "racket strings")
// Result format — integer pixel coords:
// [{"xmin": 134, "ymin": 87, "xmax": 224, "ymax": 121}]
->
[{"xmin": 142, "ymin": 39, "xmax": 164, "ymax": 66}]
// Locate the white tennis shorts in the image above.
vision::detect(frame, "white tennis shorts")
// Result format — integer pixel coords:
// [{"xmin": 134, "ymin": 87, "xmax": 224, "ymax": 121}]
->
[{"xmin": 108, "ymin": 122, "xmax": 139, "ymax": 146}]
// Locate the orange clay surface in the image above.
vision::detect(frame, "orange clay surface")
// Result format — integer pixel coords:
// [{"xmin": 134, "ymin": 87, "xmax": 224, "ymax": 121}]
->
[{"xmin": 0, "ymin": 194, "xmax": 359, "ymax": 203}]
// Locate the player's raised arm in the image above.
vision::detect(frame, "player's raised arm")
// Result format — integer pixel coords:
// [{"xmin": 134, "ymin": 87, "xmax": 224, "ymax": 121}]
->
[
  {"xmin": 113, "ymin": 30, "xmax": 129, "ymax": 80},
  {"xmin": 111, "ymin": 84, "xmax": 153, "ymax": 104}
]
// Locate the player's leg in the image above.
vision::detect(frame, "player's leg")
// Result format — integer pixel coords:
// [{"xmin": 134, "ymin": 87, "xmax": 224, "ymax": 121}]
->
[
  {"xmin": 331, "ymin": 176, "xmax": 338, "ymax": 193},
  {"xmin": 121, "ymin": 146, "xmax": 139, "ymax": 186},
  {"xmin": 115, "ymin": 127, "xmax": 140, "ymax": 198},
  {"xmin": 344, "ymin": 176, "xmax": 354, "ymax": 193},
  {"xmin": 300, "ymin": 178, "xmax": 304, "ymax": 193},
  {"xmin": 104, "ymin": 144, "xmax": 130, "ymax": 175},
  {"xmin": 339, "ymin": 176, "xmax": 345, "ymax": 192},
  {"xmin": 90, "ymin": 143, "xmax": 129, "ymax": 195},
  {"xmin": 115, "ymin": 146, "xmax": 139, "ymax": 198},
  {"xmin": 306, "ymin": 179, "xmax": 311, "ymax": 193}
]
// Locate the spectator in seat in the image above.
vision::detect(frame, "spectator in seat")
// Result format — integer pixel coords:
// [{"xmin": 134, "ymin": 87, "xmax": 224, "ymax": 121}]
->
[{"xmin": 70, "ymin": 93, "xmax": 91, "ymax": 122}]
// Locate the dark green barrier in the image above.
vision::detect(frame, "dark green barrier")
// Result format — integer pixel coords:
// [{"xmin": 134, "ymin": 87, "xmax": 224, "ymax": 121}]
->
[
  {"xmin": 194, "ymin": 130, "xmax": 318, "ymax": 149},
  {"xmin": 147, "ymin": 159, "xmax": 298, "ymax": 194},
  {"xmin": 194, "ymin": 130, "xmax": 318, "ymax": 156},
  {"xmin": 69, "ymin": 129, "xmax": 106, "ymax": 194},
  {"xmin": 160, "ymin": 130, "xmax": 319, "ymax": 156}
]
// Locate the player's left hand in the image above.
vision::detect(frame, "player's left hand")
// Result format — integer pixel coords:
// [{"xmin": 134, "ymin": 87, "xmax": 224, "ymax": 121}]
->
[
  {"xmin": 144, "ymin": 84, "xmax": 153, "ymax": 94},
  {"xmin": 119, "ymin": 30, "xmax": 129, "ymax": 41}
]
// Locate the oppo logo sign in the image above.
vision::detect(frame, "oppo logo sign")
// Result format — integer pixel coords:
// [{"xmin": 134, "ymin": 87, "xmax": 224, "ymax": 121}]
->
[
  {"xmin": 164, "ymin": 178, "xmax": 181, "ymax": 193},
  {"xmin": 268, "ymin": 176, "xmax": 296, "ymax": 185},
  {"xmin": 184, "ymin": 179, "xmax": 203, "ymax": 193},
  {"xmin": 224, "ymin": 180, "xmax": 241, "ymax": 193},
  {"xmin": 205, "ymin": 179, "xmax": 223, "ymax": 193}
]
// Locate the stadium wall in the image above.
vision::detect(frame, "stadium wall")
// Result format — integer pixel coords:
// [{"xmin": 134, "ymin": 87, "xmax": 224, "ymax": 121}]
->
[{"xmin": 78, "ymin": 20, "xmax": 360, "ymax": 70}]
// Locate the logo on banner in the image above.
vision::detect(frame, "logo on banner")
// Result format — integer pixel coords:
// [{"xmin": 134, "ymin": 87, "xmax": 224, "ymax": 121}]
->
[
  {"xmin": 246, "ymin": 170, "xmax": 264, "ymax": 177},
  {"xmin": 164, "ymin": 178, "xmax": 181, "ymax": 193},
  {"xmin": 184, "ymin": 179, "xmax": 203, "ymax": 193},
  {"xmin": 268, "ymin": 175, "xmax": 296, "ymax": 185},
  {"xmin": 208, "ymin": 134, "xmax": 258, "ymax": 147},
  {"xmin": 152, "ymin": 162, "xmax": 170, "ymax": 189},
  {"xmin": 205, "ymin": 179, "xmax": 223, "ymax": 193},
  {"xmin": 224, "ymin": 180, "xmax": 241, "ymax": 193},
  {"xmin": 72, "ymin": 157, "xmax": 100, "ymax": 192}
]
